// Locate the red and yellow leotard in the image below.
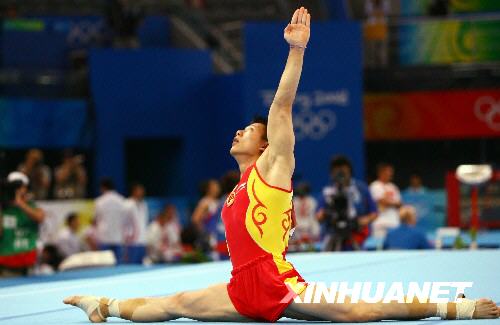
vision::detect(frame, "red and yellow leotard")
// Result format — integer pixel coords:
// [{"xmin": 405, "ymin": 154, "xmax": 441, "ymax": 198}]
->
[{"xmin": 222, "ymin": 163, "xmax": 307, "ymax": 322}]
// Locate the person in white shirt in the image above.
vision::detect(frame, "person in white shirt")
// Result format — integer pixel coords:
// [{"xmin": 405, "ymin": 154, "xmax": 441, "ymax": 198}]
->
[
  {"xmin": 145, "ymin": 204, "xmax": 183, "ymax": 264},
  {"xmin": 95, "ymin": 178, "xmax": 127, "ymax": 263},
  {"xmin": 369, "ymin": 163, "xmax": 402, "ymax": 238},
  {"xmin": 55, "ymin": 212, "xmax": 83, "ymax": 258},
  {"xmin": 81, "ymin": 218, "xmax": 98, "ymax": 251},
  {"xmin": 290, "ymin": 183, "xmax": 319, "ymax": 251},
  {"xmin": 123, "ymin": 183, "xmax": 149, "ymax": 263}
]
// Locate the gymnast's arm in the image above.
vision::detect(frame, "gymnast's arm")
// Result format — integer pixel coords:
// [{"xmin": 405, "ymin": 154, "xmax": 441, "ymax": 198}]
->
[{"xmin": 259, "ymin": 8, "xmax": 311, "ymax": 182}]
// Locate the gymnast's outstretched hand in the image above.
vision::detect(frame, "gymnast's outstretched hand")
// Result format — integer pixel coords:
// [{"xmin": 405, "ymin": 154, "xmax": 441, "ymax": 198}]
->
[{"xmin": 284, "ymin": 7, "xmax": 311, "ymax": 48}]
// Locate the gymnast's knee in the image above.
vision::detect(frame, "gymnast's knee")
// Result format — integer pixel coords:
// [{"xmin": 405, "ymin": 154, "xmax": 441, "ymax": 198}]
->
[
  {"xmin": 343, "ymin": 303, "xmax": 384, "ymax": 322},
  {"xmin": 129, "ymin": 296, "xmax": 180, "ymax": 322},
  {"xmin": 168, "ymin": 291, "xmax": 189, "ymax": 316}
]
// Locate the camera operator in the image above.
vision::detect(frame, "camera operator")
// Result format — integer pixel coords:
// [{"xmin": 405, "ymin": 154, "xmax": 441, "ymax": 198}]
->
[
  {"xmin": 317, "ymin": 156, "xmax": 377, "ymax": 251},
  {"xmin": 17, "ymin": 149, "xmax": 51, "ymax": 200},
  {"xmin": 54, "ymin": 151, "xmax": 87, "ymax": 199},
  {"xmin": 0, "ymin": 172, "xmax": 45, "ymax": 277}
]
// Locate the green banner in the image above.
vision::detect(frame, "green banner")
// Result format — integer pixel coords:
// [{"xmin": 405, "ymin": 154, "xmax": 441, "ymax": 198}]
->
[
  {"xmin": 450, "ymin": 0, "xmax": 500, "ymax": 13},
  {"xmin": 3, "ymin": 19, "xmax": 45, "ymax": 32},
  {"xmin": 399, "ymin": 19, "xmax": 500, "ymax": 64},
  {"xmin": 401, "ymin": 0, "xmax": 500, "ymax": 16}
]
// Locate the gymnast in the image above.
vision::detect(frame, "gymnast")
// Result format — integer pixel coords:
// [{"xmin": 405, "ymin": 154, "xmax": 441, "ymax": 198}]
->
[{"xmin": 64, "ymin": 7, "xmax": 499, "ymax": 322}]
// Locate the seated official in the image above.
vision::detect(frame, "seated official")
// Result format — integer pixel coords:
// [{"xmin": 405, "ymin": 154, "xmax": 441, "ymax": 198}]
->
[
  {"xmin": 56, "ymin": 213, "xmax": 83, "ymax": 258},
  {"xmin": 145, "ymin": 205, "xmax": 183, "ymax": 264},
  {"xmin": 383, "ymin": 205, "xmax": 432, "ymax": 250}
]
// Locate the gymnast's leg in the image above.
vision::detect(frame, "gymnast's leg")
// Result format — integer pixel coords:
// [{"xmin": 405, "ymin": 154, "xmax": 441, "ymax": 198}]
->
[
  {"xmin": 63, "ymin": 283, "xmax": 250, "ymax": 323},
  {"xmin": 284, "ymin": 288, "xmax": 500, "ymax": 322}
]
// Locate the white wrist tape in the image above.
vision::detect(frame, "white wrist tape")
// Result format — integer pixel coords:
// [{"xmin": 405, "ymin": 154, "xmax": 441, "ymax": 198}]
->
[
  {"xmin": 437, "ymin": 299, "xmax": 476, "ymax": 319},
  {"xmin": 436, "ymin": 302, "xmax": 448, "ymax": 319},
  {"xmin": 455, "ymin": 298, "xmax": 476, "ymax": 319},
  {"xmin": 107, "ymin": 298, "xmax": 121, "ymax": 317}
]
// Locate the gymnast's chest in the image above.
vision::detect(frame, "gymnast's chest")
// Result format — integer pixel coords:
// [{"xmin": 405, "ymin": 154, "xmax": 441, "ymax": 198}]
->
[{"xmin": 222, "ymin": 182, "xmax": 249, "ymax": 224}]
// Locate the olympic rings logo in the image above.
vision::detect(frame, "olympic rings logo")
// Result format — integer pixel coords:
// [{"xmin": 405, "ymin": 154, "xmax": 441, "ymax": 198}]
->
[
  {"xmin": 293, "ymin": 107, "xmax": 336, "ymax": 140},
  {"xmin": 260, "ymin": 90, "xmax": 343, "ymax": 141},
  {"xmin": 474, "ymin": 96, "xmax": 500, "ymax": 131},
  {"xmin": 67, "ymin": 20, "xmax": 106, "ymax": 47}
]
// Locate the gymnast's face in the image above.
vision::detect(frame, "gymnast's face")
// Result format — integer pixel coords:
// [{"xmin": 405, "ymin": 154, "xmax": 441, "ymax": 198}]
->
[{"xmin": 230, "ymin": 123, "xmax": 268, "ymax": 158}]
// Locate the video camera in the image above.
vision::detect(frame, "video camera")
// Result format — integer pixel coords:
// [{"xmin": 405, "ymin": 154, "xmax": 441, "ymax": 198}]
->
[
  {"xmin": 0, "ymin": 178, "xmax": 24, "ymax": 207},
  {"xmin": 324, "ymin": 170, "xmax": 359, "ymax": 251}
]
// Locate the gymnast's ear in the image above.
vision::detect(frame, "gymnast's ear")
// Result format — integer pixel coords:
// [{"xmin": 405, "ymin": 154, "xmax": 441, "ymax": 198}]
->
[{"xmin": 259, "ymin": 143, "xmax": 269, "ymax": 153}]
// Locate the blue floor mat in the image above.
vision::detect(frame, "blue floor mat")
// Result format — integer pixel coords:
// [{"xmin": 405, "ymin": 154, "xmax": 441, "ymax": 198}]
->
[{"xmin": 1, "ymin": 250, "xmax": 499, "ymax": 324}]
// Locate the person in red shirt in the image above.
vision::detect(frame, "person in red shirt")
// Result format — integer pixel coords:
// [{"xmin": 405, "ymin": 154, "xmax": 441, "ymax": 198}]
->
[{"xmin": 64, "ymin": 7, "xmax": 499, "ymax": 323}]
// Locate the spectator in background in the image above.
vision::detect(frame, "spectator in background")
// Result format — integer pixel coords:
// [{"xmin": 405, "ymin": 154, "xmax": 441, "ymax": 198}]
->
[
  {"xmin": 406, "ymin": 173, "xmax": 426, "ymax": 194},
  {"xmin": 107, "ymin": 0, "xmax": 143, "ymax": 47},
  {"xmin": 54, "ymin": 151, "xmax": 87, "ymax": 199},
  {"xmin": 185, "ymin": 0, "xmax": 206, "ymax": 9},
  {"xmin": 145, "ymin": 204, "xmax": 183, "ymax": 264},
  {"xmin": 55, "ymin": 212, "xmax": 82, "ymax": 258},
  {"xmin": 0, "ymin": 172, "xmax": 45, "ymax": 277},
  {"xmin": 428, "ymin": 0, "xmax": 449, "ymax": 16},
  {"xmin": 403, "ymin": 173, "xmax": 431, "ymax": 232},
  {"xmin": 4, "ymin": 5, "xmax": 18, "ymax": 18},
  {"xmin": 123, "ymin": 183, "xmax": 149, "ymax": 264},
  {"xmin": 82, "ymin": 218, "xmax": 99, "ymax": 251},
  {"xmin": 290, "ymin": 182, "xmax": 320, "ymax": 251},
  {"xmin": 17, "ymin": 149, "xmax": 51, "ymax": 200},
  {"xmin": 95, "ymin": 178, "xmax": 126, "ymax": 263},
  {"xmin": 364, "ymin": 0, "xmax": 390, "ymax": 66},
  {"xmin": 370, "ymin": 163, "xmax": 402, "ymax": 238},
  {"xmin": 191, "ymin": 179, "xmax": 221, "ymax": 256},
  {"xmin": 36, "ymin": 244, "xmax": 63, "ymax": 275},
  {"xmin": 384, "ymin": 205, "xmax": 432, "ymax": 250},
  {"xmin": 214, "ymin": 171, "xmax": 240, "ymax": 260},
  {"xmin": 218, "ymin": 171, "xmax": 240, "ymax": 205},
  {"xmin": 318, "ymin": 156, "xmax": 377, "ymax": 251}
]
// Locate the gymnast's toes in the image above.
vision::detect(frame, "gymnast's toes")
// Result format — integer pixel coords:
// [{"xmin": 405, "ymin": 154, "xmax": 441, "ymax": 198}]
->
[{"xmin": 63, "ymin": 296, "xmax": 82, "ymax": 306}]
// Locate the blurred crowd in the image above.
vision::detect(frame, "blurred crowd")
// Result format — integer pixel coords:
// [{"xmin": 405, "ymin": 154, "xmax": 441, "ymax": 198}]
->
[
  {"xmin": 1, "ymin": 150, "xmax": 433, "ymax": 278},
  {"xmin": 14, "ymin": 148, "xmax": 88, "ymax": 200}
]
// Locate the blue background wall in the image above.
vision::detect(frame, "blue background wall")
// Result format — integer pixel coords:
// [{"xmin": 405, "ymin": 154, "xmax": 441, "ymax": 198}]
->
[
  {"xmin": 2, "ymin": 16, "xmax": 109, "ymax": 69},
  {"xmin": 1, "ymin": 21, "xmax": 362, "ymax": 197},
  {"xmin": 244, "ymin": 22, "xmax": 364, "ymax": 191},
  {"xmin": 2, "ymin": 15, "xmax": 170, "ymax": 70},
  {"xmin": 90, "ymin": 49, "xmax": 245, "ymax": 196},
  {"xmin": 0, "ymin": 98, "xmax": 88, "ymax": 148}
]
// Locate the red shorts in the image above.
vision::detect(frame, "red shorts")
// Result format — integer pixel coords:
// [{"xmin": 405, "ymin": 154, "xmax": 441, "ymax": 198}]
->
[{"xmin": 227, "ymin": 254, "xmax": 307, "ymax": 322}]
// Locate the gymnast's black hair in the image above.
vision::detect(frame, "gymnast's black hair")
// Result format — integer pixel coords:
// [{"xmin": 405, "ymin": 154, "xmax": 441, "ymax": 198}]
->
[{"xmin": 251, "ymin": 115, "xmax": 268, "ymax": 141}]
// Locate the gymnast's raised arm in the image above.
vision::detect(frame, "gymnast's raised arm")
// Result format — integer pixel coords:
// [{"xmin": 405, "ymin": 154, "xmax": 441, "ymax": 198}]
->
[{"xmin": 257, "ymin": 7, "xmax": 311, "ymax": 185}]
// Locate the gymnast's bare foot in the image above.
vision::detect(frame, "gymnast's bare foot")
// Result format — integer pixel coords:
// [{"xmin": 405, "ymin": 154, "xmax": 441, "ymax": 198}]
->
[
  {"xmin": 472, "ymin": 298, "xmax": 499, "ymax": 319},
  {"xmin": 63, "ymin": 295, "xmax": 108, "ymax": 323}
]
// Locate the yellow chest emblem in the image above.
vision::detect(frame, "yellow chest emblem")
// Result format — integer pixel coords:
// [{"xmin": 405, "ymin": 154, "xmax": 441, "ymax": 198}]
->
[{"xmin": 244, "ymin": 169, "xmax": 293, "ymax": 255}]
